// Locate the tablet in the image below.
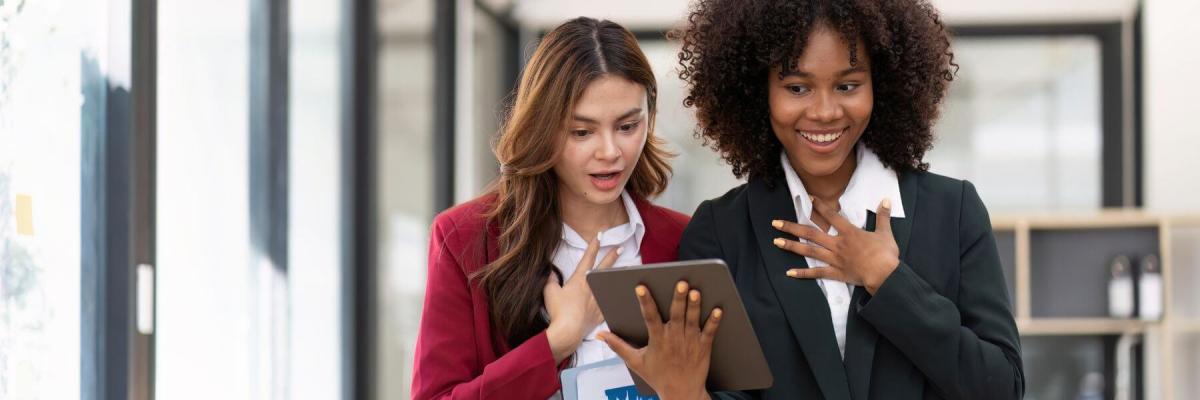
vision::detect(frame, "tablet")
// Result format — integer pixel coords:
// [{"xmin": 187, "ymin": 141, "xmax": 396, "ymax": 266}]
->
[{"xmin": 586, "ymin": 259, "xmax": 773, "ymax": 396}]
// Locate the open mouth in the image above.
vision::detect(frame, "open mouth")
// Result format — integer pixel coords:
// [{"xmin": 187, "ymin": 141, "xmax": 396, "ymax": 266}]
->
[
  {"xmin": 589, "ymin": 170, "xmax": 622, "ymax": 191},
  {"xmin": 799, "ymin": 128, "xmax": 845, "ymax": 145}
]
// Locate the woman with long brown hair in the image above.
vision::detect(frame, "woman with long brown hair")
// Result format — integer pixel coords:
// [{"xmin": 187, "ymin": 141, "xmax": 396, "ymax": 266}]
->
[{"xmin": 410, "ymin": 17, "xmax": 693, "ymax": 399}]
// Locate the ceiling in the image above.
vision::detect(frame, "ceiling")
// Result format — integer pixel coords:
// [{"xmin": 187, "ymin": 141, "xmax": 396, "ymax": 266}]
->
[{"xmin": 507, "ymin": 0, "xmax": 1140, "ymax": 31}]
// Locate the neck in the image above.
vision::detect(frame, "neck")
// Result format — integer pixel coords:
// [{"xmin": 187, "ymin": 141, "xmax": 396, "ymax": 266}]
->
[
  {"xmin": 794, "ymin": 150, "xmax": 858, "ymax": 206},
  {"xmin": 559, "ymin": 190, "xmax": 629, "ymax": 240}
]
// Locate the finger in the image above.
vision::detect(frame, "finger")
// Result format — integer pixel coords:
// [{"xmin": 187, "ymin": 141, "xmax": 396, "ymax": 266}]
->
[
  {"xmin": 700, "ymin": 307, "xmax": 723, "ymax": 348},
  {"xmin": 770, "ymin": 219, "xmax": 837, "ymax": 249},
  {"xmin": 786, "ymin": 267, "xmax": 849, "ymax": 282},
  {"xmin": 772, "ymin": 238, "xmax": 837, "ymax": 264},
  {"xmin": 635, "ymin": 285, "xmax": 664, "ymax": 338},
  {"xmin": 668, "ymin": 281, "xmax": 689, "ymax": 334},
  {"xmin": 811, "ymin": 197, "xmax": 857, "ymax": 233},
  {"xmin": 597, "ymin": 331, "xmax": 643, "ymax": 369},
  {"xmin": 595, "ymin": 245, "xmax": 623, "ymax": 271},
  {"xmin": 570, "ymin": 232, "xmax": 602, "ymax": 283},
  {"xmin": 685, "ymin": 289, "xmax": 702, "ymax": 333},
  {"xmin": 875, "ymin": 197, "xmax": 893, "ymax": 234}
]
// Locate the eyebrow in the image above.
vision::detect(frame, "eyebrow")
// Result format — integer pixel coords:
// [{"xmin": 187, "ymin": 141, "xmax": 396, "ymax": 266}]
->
[
  {"xmin": 781, "ymin": 65, "xmax": 869, "ymax": 79},
  {"xmin": 571, "ymin": 107, "xmax": 644, "ymax": 124}
]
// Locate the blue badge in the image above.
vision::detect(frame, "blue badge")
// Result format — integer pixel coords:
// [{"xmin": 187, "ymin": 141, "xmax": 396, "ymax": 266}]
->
[{"xmin": 603, "ymin": 385, "xmax": 659, "ymax": 400}]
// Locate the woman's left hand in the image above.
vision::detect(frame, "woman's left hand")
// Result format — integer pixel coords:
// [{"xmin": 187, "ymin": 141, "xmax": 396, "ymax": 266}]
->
[{"xmin": 771, "ymin": 197, "xmax": 900, "ymax": 295}]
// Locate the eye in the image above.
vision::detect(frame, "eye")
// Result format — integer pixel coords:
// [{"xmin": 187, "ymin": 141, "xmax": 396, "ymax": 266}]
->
[
  {"xmin": 571, "ymin": 129, "xmax": 590, "ymax": 138},
  {"xmin": 837, "ymin": 83, "xmax": 861, "ymax": 92},
  {"xmin": 786, "ymin": 85, "xmax": 810, "ymax": 95},
  {"xmin": 618, "ymin": 121, "xmax": 640, "ymax": 133}
]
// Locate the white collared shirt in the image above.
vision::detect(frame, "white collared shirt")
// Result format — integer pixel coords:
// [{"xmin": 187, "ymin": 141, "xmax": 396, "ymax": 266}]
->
[
  {"xmin": 780, "ymin": 144, "xmax": 906, "ymax": 357},
  {"xmin": 551, "ymin": 190, "xmax": 646, "ymax": 366}
]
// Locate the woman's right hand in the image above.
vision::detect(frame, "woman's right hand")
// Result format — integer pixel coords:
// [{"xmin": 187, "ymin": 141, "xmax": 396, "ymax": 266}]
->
[{"xmin": 544, "ymin": 234, "xmax": 621, "ymax": 362}]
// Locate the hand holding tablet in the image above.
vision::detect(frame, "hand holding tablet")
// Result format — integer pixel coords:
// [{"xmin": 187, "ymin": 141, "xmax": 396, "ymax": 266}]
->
[
  {"xmin": 587, "ymin": 259, "xmax": 773, "ymax": 397},
  {"xmin": 597, "ymin": 280, "xmax": 721, "ymax": 400}
]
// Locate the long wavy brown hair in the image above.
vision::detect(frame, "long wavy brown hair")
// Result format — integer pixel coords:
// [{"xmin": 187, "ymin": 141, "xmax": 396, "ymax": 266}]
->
[{"xmin": 472, "ymin": 17, "xmax": 673, "ymax": 349}]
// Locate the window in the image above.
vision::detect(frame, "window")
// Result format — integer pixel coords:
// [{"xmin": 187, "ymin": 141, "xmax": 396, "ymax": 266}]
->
[
  {"xmin": 929, "ymin": 35, "xmax": 1103, "ymax": 212},
  {"xmin": 155, "ymin": 0, "xmax": 257, "ymax": 397},
  {"xmin": 375, "ymin": 0, "xmax": 435, "ymax": 398},
  {"xmin": 289, "ymin": 0, "xmax": 345, "ymax": 397},
  {"xmin": 0, "ymin": 0, "xmax": 103, "ymax": 396}
]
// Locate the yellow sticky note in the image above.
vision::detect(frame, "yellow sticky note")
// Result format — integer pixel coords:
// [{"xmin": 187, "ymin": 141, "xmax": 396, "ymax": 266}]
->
[{"xmin": 15, "ymin": 194, "xmax": 33, "ymax": 236}]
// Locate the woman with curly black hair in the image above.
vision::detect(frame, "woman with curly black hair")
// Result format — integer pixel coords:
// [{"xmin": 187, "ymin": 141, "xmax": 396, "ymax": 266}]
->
[{"xmin": 598, "ymin": 1, "xmax": 1024, "ymax": 399}]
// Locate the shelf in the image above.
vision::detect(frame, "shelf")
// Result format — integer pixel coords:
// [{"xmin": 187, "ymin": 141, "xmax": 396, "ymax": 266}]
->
[
  {"xmin": 1018, "ymin": 318, "xmax": 1153, "ymax": 336},
  {"xmin": 991, "ymin": 218, "xmax": 1019, "ymax": 231},
  {"xmin": 1173, "ymin": 319, "xmax": 1200, "ymax": 333},
  {"xmin": 1167, "ymin": 215, "xmax": 1200, "ymax": 227},
  {"xmin": 990, "ymin": 211, "xmax": 1200, "ymax": 399},
  {"xmin": 993, "ymin": 211, "xmax": 1162, "ymax": 230}
]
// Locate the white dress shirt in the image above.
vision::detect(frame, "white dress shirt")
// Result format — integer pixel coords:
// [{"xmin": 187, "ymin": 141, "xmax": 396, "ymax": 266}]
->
[
  {"xmin": 780, "ymin": 144, "xmax": 906, "ymax": 357},
  {"xmin": 550, "ymin": 190, "xmax": 645, "ymax": 366}
]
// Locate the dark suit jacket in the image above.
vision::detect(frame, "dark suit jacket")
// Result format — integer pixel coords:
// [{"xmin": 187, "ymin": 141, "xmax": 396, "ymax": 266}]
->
[
  {"xmin": 411, "ymin": 193, "xmax": 690, "ymax": 400},
  {"xmin": 681, "ymin": 171, "xmax": 1023, "ymax": 400}
]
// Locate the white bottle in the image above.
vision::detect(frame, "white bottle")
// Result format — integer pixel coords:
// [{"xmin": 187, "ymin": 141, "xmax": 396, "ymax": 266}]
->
[
  {"xmin": 1138, "ymin": 254, "xmax": 1163, "ymax": 321},
  {"xmin": 1108, "ymin": 255, "xmax": 1134, "ymax": 319}
]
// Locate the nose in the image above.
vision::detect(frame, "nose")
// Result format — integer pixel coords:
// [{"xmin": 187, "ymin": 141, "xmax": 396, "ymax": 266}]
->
[
  {"xmin": 595, "ymin": 131, "xmax": 621, "ymax": 161},
  {"xmin": 806, "ymin": 91, "xmax": 844, "ymax": 123}
]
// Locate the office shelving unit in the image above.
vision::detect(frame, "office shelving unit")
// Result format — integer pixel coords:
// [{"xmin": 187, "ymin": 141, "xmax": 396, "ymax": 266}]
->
[
  {"xmin": 991, "ymin": 212, "xmax": 1200, "ymax": 399},
  {"xmin": 1163, "ymin": 216, "xmax": 1200, "ymax": 400}
]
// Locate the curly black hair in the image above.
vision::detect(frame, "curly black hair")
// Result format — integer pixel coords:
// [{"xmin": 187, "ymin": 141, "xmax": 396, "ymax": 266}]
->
[{"xmin": 672, "ymin": 0, "xmax": 956, "ymax": 181}]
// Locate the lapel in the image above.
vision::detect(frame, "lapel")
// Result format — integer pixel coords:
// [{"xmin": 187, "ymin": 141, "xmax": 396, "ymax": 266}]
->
[
  {"xmin": 747, "ymin": 177, "xmax": 852, "ymax": 400},
  {"xmin": 891, "ymin": 170, "xmax": 917, "ymax": 271},
  {"xmin": 842, "ymin": 170, "xmax": 917, "ymax": 399},
  {"xmin": 633, "ymin": 196, "xmax": 671, "ymax": 264}
]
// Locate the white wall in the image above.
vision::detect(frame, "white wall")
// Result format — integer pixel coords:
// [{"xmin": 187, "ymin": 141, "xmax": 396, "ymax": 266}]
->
[{"xmin": 1142, "ymin": 0, "xmax": 1200, "ymax": 212}]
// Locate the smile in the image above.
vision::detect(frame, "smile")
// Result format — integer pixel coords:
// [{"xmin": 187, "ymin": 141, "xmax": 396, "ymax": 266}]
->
[{"xmin": 799, "ymin": 129, "xmax": 845, "ymax": 144}]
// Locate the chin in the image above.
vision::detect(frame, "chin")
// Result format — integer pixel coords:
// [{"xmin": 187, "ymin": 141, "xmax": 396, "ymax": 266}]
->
[
  {"xmin": 800, "ymin": 163, "xmax": 841, "ymax": 177},
  {"xmin": 584, "ymin": 188, "xmax": 623, "ymax": 205}
]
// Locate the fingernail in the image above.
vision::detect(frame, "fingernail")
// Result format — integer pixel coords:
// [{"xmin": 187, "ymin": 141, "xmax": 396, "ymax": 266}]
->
[
  {"xmin": 713, "ymin": 308, "xmax": 723, "ymax": 319},
  {"xmin": 689, "ymin": 290, "xmax": 700, "ymax": 302},
  {"xmin": 809, "ymin": 195, "xmax": 815, "ymax": 202},
  {"xmin": 773, "ymin": 238, "xmax": 785, "ymax": 248},
  {"xmin": 881, "ymin": 198, "xmax": 891, "ymax": 209},
  {"xmin": 771, "ymin": 220, "xmax": 783, "ymax": 229},
  {"xmin": 635, "ymin": 285, "xmax": 647, "ymax": 297},
  {"xmin": 616, "ymin": 246, "xmax": 624, "ymax": 255},
  {"xmin": 597, "ymin": 232, "xmax": 602, "ymax": 241},
  {"xmin": 676, "ymin": 281, "xmax": 688, "ymax": 293},
  {"xmin": 786, "ymin": 269, "xmax": 798, "ymax": 278}
]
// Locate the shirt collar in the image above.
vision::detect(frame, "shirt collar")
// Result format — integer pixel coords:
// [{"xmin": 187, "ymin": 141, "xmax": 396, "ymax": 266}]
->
[
  {"xmin": 620, "ymin": 190, "xmax": 647, "ymax": 249},
  {"xmin": 560, "ymin": 190, "xmax": 646, "ymax": 250},
  {"xmin": 780, "ymin": 144, "xmax": 906, "ymax": 230}
]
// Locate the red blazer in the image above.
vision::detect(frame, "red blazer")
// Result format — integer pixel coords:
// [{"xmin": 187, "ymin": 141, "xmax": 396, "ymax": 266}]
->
[{"xmin": 411, "ymin": 193, "xmax": 691, "ymax": 400}]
